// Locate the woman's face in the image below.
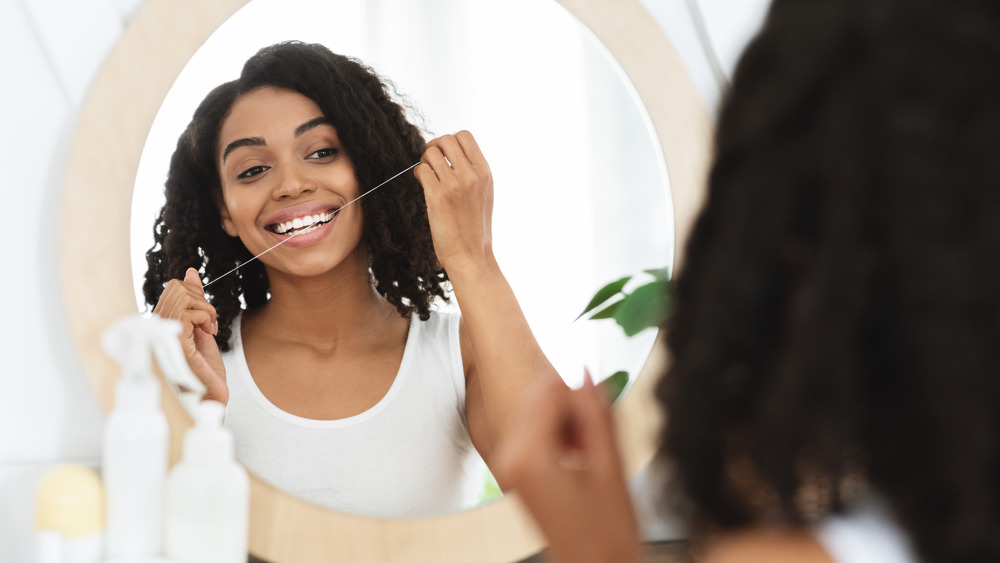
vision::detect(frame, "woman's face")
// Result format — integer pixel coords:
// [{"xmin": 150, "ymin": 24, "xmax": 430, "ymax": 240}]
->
[{"xmin": 216, "ymin": 86, "xmax": 364, "ymax": 278}]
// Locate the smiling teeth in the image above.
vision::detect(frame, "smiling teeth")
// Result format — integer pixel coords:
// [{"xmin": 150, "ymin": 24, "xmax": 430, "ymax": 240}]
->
[{"xmin": 272, "ymin": 210, "xmax": 336, "ymax": 235}]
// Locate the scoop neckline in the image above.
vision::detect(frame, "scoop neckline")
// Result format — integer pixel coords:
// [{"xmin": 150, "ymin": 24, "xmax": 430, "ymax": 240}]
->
[{"xmin": 229, "ymin": 313, "xmax": 417, "ymax": 429}]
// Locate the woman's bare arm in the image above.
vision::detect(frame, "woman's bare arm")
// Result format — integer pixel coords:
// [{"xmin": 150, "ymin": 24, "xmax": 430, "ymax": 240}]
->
[{"xmin": 415, "ymin": 130, "xmax": 563, "ymax": 465}]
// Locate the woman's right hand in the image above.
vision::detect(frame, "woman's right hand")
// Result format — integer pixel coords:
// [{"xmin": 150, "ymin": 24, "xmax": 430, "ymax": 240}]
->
[
  {"xmin": 494, "ymin": 373, "xmax": 640, "ymax": 563},
  {"xmin": 153, "ymin": 267, "xmax": 228, "ymax": 404}
]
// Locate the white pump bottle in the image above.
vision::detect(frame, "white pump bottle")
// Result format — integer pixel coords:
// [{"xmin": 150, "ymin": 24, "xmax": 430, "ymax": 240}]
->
[
  {"xmin": 164, "ymin": 400, "xmax": 249, "ymax": 563},
  {"xmin": 101, "ymin": 314, "xmax": 192, "ymax": 559}
]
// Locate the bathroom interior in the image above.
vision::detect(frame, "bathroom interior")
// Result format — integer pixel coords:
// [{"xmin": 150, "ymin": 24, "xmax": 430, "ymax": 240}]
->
[{"xmin": 2, "ymin": 0, "xmax": 770, "ymax": 561}]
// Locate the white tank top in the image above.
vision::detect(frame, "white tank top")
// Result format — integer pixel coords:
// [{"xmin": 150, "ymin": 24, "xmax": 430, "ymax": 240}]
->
[
  {"xmin": 221, "ymin": 309, "xmax": 481, "ymax": 518},
  {"xmin": 814, "ymin": 495, "xmax": 919, "ymax": 563}
]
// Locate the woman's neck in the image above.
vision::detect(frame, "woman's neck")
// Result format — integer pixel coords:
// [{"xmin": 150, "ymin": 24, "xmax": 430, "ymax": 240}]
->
[{"xmin": 249, "ymin": 250, "xmax": 402, "ymax": 352}]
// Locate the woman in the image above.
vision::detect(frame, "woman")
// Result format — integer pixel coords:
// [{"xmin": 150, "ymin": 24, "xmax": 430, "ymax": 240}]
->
[
  {"xmin": 146, "ymin": 41, "xmax": 559, "ymax": 517},
  {"xmin": 497, "ymin": 1, "xmax": 1000, "ymax": 561}
]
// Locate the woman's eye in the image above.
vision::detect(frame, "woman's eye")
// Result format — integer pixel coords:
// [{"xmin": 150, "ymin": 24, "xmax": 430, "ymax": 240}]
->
[
  {"xmin": 237, "ymin": 165, "xmax": 268, "ymax": 179},
  {"xmin": 308, "ymin": 147, "xmax": 339, "ymax": 159}
]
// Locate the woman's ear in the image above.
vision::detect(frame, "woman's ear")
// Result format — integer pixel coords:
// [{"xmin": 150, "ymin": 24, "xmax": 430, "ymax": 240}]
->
[{"xmin": 218, "ymin": 202, "xmax": 238, "ymax": 237}]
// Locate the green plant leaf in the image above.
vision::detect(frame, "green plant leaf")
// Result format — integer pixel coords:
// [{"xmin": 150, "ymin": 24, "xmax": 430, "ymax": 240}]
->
[
  {"xmin": 643, "ymin": 267, "xmax": 670, "ymax": 282},
  {"xmin": 598, "ymin": 370, "xmax": 630, "ymax": 404},
  {"xmin": 576, "ymin": 275, "xmax": 631, "ymax": 320},
  {"xmin": 589, "ymin": 299, "xmax": 623, "ymax": 320},
  {"xmin": 613, "ymin": 280, "xmax": 671, "ymax": 336}
]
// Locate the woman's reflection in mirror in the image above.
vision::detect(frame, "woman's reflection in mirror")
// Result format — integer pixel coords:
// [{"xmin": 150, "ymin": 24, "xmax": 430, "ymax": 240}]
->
[
  {"xmin": 497, "ymin": 0, "xmax": 1000, "ymax": 561},
  {"xmin": 143, "ymin": 41, "xmax": 560, "ymax": 518}
]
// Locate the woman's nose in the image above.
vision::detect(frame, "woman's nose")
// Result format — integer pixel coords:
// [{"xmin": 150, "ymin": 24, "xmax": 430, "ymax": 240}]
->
[{"xmin": 273, "ymin": 165, "xmax": 317, "ymax": 199}]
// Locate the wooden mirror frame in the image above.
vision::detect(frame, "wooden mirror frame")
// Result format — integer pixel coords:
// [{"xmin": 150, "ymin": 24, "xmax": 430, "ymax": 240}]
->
[{"xmin": 59, "ymin": 0, "xmax": 711, "ymax": 560}]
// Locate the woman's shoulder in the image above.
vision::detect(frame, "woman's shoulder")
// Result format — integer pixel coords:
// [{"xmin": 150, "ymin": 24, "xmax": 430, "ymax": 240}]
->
[
  {"xmin": 417, "ymin": 306, "xmax": 471, "ymax": 377},
  {"xmin": 701, "ymin": 529, "xmax": 835, "ymax": 563},
  {"xmin": 415, "ymin": 306, "xmax": 462, "ymax": 339}
]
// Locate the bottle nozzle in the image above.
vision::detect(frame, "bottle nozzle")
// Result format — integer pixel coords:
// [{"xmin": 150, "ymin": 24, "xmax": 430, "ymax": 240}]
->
[
  {"xmin": 183, "ymin": 400, "xmax": 233, "ymax": 465},
  {"xmin": 102, "ymin": 314, "xmax": 207, "ymax": 412},
  {"xmin": 196, "ymin": 400, "xmax": 225, "ymax": 428}
]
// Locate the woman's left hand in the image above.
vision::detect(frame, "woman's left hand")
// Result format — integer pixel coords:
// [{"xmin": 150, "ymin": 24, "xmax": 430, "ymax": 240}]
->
[{"xmin": 414, "ymin": 130, "xmax": 494, "ymax": 272}]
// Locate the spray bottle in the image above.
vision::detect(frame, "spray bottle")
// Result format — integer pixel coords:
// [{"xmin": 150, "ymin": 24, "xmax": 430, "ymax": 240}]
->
[{"xmin": 101, "ymin": 314, "xmax": 203, "ymax": 560}]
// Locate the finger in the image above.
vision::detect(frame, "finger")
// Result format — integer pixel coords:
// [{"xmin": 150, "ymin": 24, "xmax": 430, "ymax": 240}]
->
[
  {"xmin": 424, "ymin": 133, "xmax": 456, "ymax": 157},
  {"xmin": 189, "ymin": 329, "xmax": 228, "ymax": 402},
  {"xmin": 159, "ymin": 283, "xmax": 214, "ymax": 318},
  {"xmin": 184, "ymin": 267, "xmax": 205, "ymax": 296},
  {"xmin": 158, "ymin": 284, "xmax": 218, "ymax": 336},
  {"xmin": 413, "ymin": 161, "xmax": 440, "ymax": 187},
  {"xmin": 430, "ymin": 134, "xmax": 482, "ymax": 191},
  {"xmin": 571, "ymin": 377, "xmax": 624, "ymax": 476},
  {"xmin": 152, "ymin": 279, "xmax": 180, "ymax": 315},
  {"xmin": 428, "ymin": 134, "xmax": 474, "ymax": 172},
  {"xmin": 191, "ymin": 323, "xmax": 219, "ymax": 352},
  {"xmin": 183, "ymin": 268, "xmax": 216, "ymax": 334},
  {"xmin": 178, "ymin": 310, "xmax": 215, "ymax": 341},
  {"xmin": 580, "ymin": 372, "xmax": 617, "ymax": 437},
  {"xmin": 176, "ymin": 318, "xmax": 199, "ymax": 358},
  {"xmin": 420, "ymin": 145, "xmax": 454, "ymax": 185},
  {"xmin": 583, "ymin": 367, "xmax": 612, "ymax": 408},
  {"xmin": 454, "ymin": 130, "xmax": 490, "ymax": 172}
]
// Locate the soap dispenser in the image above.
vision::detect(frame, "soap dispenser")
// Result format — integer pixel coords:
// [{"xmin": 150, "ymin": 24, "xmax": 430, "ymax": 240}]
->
[
  {"xmin": 164, "ymin": 400, "xmax": 249, "ymax": 563},
  {"xmin": 101, "ymin": 314, "xmax": 173, "ymax": 559}
]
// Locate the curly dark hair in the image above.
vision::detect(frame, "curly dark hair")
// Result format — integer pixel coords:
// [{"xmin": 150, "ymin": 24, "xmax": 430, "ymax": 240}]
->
[
  {"xmin": 143, "ymin": 42, "xmax": 448, "ymax": 351},
  {"xmin": 658, "ymin": 1, "xmax": 1000, "ymax": 561}
]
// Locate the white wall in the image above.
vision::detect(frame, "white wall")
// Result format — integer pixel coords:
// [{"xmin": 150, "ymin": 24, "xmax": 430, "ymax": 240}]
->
[
  {"xmin": 0, "ymin": 0, "xmax": 768, "ymax": 560},
  {"xmin": 2, "ymin": 1, "xmax": 133, "ymax": 560}
]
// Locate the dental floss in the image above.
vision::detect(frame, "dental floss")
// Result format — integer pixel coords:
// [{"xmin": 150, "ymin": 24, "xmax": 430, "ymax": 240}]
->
[{"xmin": 203, "ymin": 162, "xmax": 419, "ymax": 289}]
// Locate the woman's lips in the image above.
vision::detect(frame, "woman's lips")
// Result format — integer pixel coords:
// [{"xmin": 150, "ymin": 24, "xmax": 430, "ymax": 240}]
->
[
  {"xmin": 263, "ymin": 201, "xmax": 340, "ymax": 230},
  {"xmin": 267, "ymin": 208, "xmax": 338, "ymax": 235},
  {"xmin": 268, "ymin": 210, "xmax": 339, "ymax": 248}
]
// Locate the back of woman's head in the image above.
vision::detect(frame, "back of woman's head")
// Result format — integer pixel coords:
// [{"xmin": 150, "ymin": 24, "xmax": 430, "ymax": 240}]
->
[
  {"xmin": 658, "ymin": 1, "xmax": 1000, "ymax": 561},
  {"xmin": 144, "ymin": 42, "xmax": 446, "ymax": 351}
]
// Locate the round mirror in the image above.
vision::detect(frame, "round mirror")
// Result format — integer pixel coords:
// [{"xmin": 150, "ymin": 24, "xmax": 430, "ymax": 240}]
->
[
  {"xmin": 61, "ymin": 0, "xmax": 710, "ymax": 559},
  {"xmin": 129, "ymin": 0, "xmax": 671, "ymax": 518}
]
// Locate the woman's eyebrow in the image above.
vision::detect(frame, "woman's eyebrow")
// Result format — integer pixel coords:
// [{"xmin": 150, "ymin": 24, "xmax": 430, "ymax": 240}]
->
[
  {"xmin": 221, "ymin": 117, "xmax": 331, "ymax": 162},
  {"xmin": 222, "ymin": 137, "xmax": 265, "ymax": 162},
  {"xmin": 295, "ymin": 117, "xmax": 333, "ymax": 137}
]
